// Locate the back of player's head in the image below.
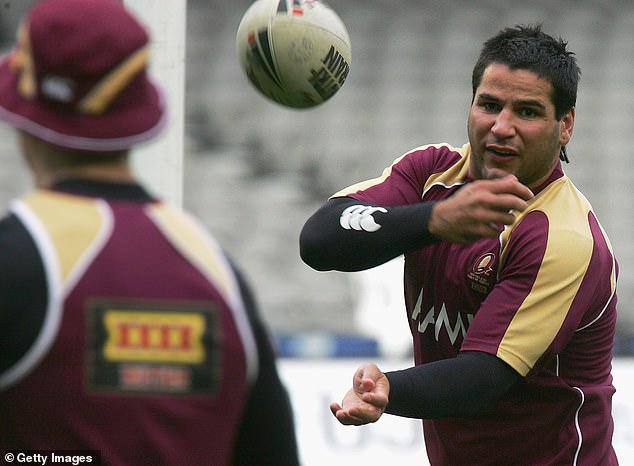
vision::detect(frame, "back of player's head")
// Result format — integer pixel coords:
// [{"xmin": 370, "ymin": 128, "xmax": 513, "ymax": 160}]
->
[{"xmin": 471, "ymin": 24, "xmax": 581, "ymax": 120}]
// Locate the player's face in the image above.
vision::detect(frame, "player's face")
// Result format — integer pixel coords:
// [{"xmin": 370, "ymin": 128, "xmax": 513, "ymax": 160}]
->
[{"xmin": 467, "ymin": 63, "xmax": 574, "ymax": 188}]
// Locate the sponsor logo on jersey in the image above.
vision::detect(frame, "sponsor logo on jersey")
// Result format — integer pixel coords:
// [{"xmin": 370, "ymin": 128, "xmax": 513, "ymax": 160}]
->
[
  {"xmin": 411, "ymin": 290, "xmax": 474, "ymax": 346},
  {"xmin": 87, "ymin": 301, "xmax": 219, "ymax": 395},
  {"xmin": 467, "ymin": 252, "xmax": 496, "ymax": 294},
  {"xmin": 103, "ymin": 311, "xmax": 205, "ymax": 364}
]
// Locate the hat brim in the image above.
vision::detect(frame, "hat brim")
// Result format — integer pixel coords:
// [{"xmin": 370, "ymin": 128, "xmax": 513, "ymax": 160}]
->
[{"xmin": 0, "ymin": 54, "xmax": 167, "ymax": 151}]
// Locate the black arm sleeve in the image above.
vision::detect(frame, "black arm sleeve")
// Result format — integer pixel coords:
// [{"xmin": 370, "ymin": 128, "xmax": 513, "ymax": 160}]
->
[
  {"xmin": 230, "ymin": 263, "xmax": 300, "ymax": 466},
  {"xmin": 299, "ymin": 197, "xmax": 439, "ymax": 272},
  {"xmin": 0, "ymin": 214, "xmax": 48, "ymax": 375},
  {"xmin": 384, "ymin": 351, "xmax": 521, "ymax": 419}
]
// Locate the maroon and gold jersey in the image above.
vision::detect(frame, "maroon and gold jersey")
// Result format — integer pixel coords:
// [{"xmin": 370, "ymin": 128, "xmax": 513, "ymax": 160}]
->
[
  {"xmin": 336, "ymin": 143, "xmax": 618, "ymax": 465},
  {"xmin": 0, "ymin": 183, "xmax": 270, "ymax": 465}
]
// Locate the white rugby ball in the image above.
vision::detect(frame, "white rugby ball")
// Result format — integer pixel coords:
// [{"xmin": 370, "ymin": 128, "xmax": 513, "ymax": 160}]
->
[{"xmin": 236, "ymin": 0, "xmax": 351, "ymax": 109}]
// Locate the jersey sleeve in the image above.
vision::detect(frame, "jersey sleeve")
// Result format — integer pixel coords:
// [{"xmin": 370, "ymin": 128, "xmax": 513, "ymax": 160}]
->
[
  {"xmin": 332, "ymin": 143, "xmax": 467, "ymax": 205},
  {"xmin": 0, "ymin": 213, "xmax": 48, "ymax": 380},
  {"xmin": 300, "ymin": 144, "xmax": 467, "ymax": 273},
  {"xmin": 230, "ymin": 262, "xmax": 300, "ymax": 465}
]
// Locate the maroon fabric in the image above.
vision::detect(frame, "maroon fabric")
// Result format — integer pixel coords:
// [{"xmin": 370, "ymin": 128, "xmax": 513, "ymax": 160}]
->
[
  {"xmin": 0, "ymin": 198, "xmax": 251, "ymax": 466},
  {"xmin": 0, "ymin": 0, "xmax": 166, "ymax": 151}
]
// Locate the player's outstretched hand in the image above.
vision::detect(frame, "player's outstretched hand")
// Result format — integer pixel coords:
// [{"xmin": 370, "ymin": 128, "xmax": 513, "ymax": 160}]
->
[
  {"xmin": 428, "ymin": 174, "xmax": 534, "ymax": 243},
  {"xmin": 330, "ymin": 363, "xmax": 390, "ymax": 426}
]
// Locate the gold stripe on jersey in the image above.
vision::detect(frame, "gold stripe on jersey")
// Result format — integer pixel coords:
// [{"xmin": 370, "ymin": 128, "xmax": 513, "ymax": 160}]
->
[
  {"xmin": 22, "ymin": 191, "xmax": 107, "ymax": 283},
  {"xmin": 147, "ymin": 204, "xmax": 237, "ymax": 306},
  {"xmin": 146, "ymin": 204, "xmax": 263, "ymax": 384},
  {"xmin": 496, "ymin": 177, "xmax": 596, "ymax": 375}
]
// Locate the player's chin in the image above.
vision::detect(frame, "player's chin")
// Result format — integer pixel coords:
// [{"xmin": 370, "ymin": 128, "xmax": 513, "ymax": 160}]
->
[{"xmin": 484, "ymin": 167, "xmax": 514, "ymax": 180}]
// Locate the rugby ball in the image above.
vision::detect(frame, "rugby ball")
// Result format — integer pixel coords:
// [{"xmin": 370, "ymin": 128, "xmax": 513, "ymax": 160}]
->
[{"xmin": 236, "ymin": 0, "xmax": 351, "ymax": 109}]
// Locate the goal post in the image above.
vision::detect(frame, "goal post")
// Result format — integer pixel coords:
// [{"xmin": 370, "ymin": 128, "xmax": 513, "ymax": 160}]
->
[{"xmin": 124, "ymin": 0, "xmax": 187, "ymax": 207}]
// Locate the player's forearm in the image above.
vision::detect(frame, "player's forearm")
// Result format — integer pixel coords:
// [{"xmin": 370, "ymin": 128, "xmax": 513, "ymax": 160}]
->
[
  {"xmin": 384, "ymin": 351, "xmax": 520, "ymax": 419},
  {"xmin": 299, "ymin": 197, "xmax": 438, "ymax": 272}
]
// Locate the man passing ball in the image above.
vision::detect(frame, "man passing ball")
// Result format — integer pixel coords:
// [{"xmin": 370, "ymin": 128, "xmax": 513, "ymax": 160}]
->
[{"xmin": 301, "ymin": 24, "xmax": 618, "ymax": 465}]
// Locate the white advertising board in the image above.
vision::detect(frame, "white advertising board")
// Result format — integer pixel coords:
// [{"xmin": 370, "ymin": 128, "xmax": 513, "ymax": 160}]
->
[{"xmin": 279, "ymin": 358, "xmax": 634, "ymax": 465}]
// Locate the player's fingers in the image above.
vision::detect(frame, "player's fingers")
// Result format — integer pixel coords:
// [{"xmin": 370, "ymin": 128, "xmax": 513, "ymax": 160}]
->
[
  {"xmin": 454, "ymin": 182, "xmax": 528, "ymax": 214},
  {"xmin": 354, "ymin": 364, "xmax": 378, "ymax": 392},
  {"xmin": 454, "ymin": 219, "xmax": 502, "ymax": 243},
  {"xmin": 330, "ymin": 402, "xmax": 342, "ymax": 417},
  {"xmin": 484, "ymin": 193, "xmax": 530, "ymax": 213},
  {"xmin": 481, "ymin": 175, "xmax": 534, "ymax": 201},
  {"xmin": 332, "ymin": 407, "xmax": 367, "ymax": 426},
  {"xmin": 361, "ymin": 392, "xmax": 389, "ymax": 409},
  {"xmin": 481, "ymin": 209, "xmax": 518, "ymax": 226},
  {"xmin": 335, "ymin": 413, "xmax": 366, "ymax": 426},
  {"xmin": 341, "ymin": 407, "xmax": 380, "ymax": 425}
]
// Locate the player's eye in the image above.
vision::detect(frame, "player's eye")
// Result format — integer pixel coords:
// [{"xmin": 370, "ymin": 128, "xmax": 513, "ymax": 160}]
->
[
  {"xmin": 480, "ymin": 101, "xmax": 500, "ymax": 112},
  {"xmin": 517, "ymin": 107, "xmax": 542, "ymax": 119}
]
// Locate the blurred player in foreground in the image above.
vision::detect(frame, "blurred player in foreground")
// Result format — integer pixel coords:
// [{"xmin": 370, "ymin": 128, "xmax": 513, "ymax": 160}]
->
[
  {"xmin": 0, "ymin": 1, "xmax": 299, "ymax": 464},
  {"xmin": 300, "ymin": 24, "xmax": 618, "ymax": 464}
]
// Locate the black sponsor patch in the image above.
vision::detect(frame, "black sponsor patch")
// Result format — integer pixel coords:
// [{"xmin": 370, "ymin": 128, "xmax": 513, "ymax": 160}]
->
[{"xmin": 86, "ymin": 300, "xmax": 220, "ymax": 395}]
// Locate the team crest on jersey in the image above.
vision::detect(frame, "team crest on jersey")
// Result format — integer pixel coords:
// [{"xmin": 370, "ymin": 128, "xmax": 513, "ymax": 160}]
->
[
  {"xmin": 86, "ymin": 301, "xmax": 220, "ymax": 395},
  {"xmin": 467, "ymin": 252, "xmax": 496, "ymax": 294}
]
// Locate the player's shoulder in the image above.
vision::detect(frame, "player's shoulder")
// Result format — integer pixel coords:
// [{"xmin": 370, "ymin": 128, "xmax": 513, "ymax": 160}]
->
[
  {"xmin": 400, "ymin": 143, "xmax": 470, "ymax": 191},
  {"xmin": 508, "ymin": 175, "xmax": 608, "ymax": 265},
  {"xmin": 400, "ymin": 142, "xmax": 468, "ymax": 165},
  {"xmin": 391, "ymin": 142, "xmax": 469, "ymax": 177},
  {"xmin": 524, "ymin": 176, "xmax": 595, "ymax": 234},
  {"xmin": 147, "ymin": 202, "xmax": 226, "ymax": 256}
]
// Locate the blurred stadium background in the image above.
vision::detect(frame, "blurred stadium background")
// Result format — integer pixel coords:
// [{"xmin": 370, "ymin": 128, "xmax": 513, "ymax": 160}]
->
[
  {"xmin": 2, "ymin": 0, "xmax": 634, "ymax": 355},
  {"xmin": 2, "ymin": 1, "xmax": 634, "ymax": 463}
]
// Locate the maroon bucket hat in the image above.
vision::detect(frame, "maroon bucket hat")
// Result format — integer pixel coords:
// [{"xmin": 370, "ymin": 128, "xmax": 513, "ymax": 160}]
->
[{"xmin": 0, "ymin": 0, "xmax": 167, "ymax": 151}]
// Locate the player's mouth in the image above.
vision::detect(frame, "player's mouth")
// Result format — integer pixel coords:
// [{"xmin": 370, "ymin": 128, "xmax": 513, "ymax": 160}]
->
[{"xmin": 485, "ymin": 144, "xmax": 519, "ymax": 163}]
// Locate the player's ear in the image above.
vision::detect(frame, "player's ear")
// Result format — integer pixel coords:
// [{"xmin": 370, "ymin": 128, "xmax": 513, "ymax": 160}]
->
[{"xmin": 559, "ymin": 107, "xmax": 575, "ymax": 146}]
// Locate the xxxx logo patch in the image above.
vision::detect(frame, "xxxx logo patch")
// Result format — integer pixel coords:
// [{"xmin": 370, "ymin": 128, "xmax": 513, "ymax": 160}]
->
[{"xmin": 86, "ymin": 300, "xmax": 220, "ymax": 395}]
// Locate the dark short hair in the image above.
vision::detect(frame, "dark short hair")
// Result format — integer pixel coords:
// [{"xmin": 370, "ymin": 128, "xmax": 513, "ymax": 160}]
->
[{"xmin": 471, "ymin": 24, "xmax": 581, "ymax": 120}]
